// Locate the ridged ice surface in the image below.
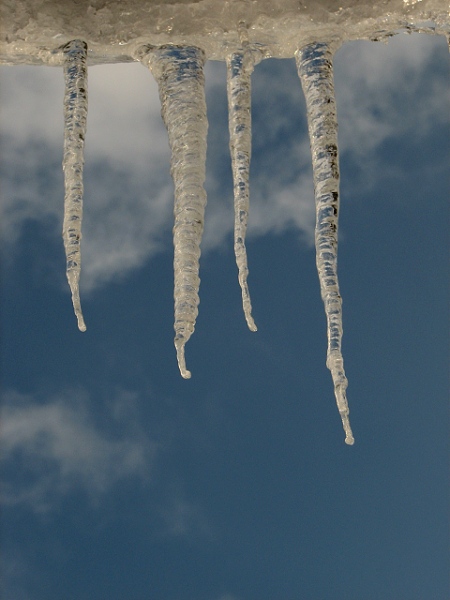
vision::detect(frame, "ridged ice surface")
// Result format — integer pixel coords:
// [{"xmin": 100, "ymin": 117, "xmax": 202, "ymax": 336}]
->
[
  {"xmin": 62, "ymin": 40, "xmax": 88, "ymax": 332},
  {"xmin": 2, "ymin": 1, "xmax": 447, "ymax": 65},
  {"xmin": 141, "ymin": 46, "xmax": 208, "ymax": 379},
  {"xmin": 226, "ymin": 49, "xmax": 259, "ymax": 332},
  {"xmin": 296, "ymin": 42, "xmax": 354, "ymax": 445}
]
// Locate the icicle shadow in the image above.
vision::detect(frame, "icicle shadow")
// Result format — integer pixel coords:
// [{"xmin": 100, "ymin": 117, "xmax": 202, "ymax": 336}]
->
[
  {"xmin": 295, "ymin": 42, "xmax": 354, "ymax": 445},
  {"xmin": 62, "ymin": 39, "xmax": 88, "ymax": 332},
  {"xmin": 139, "ymin": 45, "xmax": 208, "ymax": 379},
  {"xmin": 226, "ymin": 48, "xmax": 261, "ymax": 332}
]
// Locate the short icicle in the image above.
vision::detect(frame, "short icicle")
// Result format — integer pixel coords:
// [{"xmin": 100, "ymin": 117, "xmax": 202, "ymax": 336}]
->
[
  {"xmin": 62, "ymin": 40, "xmax": 88, "ymax": 332},
  {"xmin": 226, "ymin": 49, "xmax": 260, "ymax": 332},
  {"xmin": 295, "ymin": 42, "xmax": 354, "ymax": 445},
  {"xmin": 140, "ymin": 46, "xmax": 208, "ymax": 379}
]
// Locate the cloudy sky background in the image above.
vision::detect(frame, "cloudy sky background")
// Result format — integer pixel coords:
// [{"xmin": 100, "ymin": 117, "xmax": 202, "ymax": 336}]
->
[{"xmin": 1, "ymin": 33, "xmax": 449, "ymax": 599}]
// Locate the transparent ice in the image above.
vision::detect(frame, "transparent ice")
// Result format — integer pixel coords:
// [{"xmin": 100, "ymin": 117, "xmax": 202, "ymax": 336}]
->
[
  {"xmin": 296, "ymin": 42, "xmax": 354, "ymax": 445},
  {"xmin": 226, "ymin": 48, "xmax": 261, "ymax": 332},
  {"xmin": 140, "ymin": 45, "xmax": 208, "ymax": 379},
  {"xmin": 62, "ymin": 40, "xmax": 88, "ymax": 333}
]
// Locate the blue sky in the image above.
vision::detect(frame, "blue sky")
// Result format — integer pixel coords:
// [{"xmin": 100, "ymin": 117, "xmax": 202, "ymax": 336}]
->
[{"xmin": 1, "ymin": 33, "xmax": 449, "ymax": 600}]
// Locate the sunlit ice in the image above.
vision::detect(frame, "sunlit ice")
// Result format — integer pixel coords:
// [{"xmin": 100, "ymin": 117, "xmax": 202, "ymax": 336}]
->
[{"xmin": 1, "ymin": 0, "xmax": 448, "ymax": 444}]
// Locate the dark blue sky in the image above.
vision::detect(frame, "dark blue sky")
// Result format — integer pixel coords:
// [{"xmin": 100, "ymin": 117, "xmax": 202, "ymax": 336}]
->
[{"xmin": 1, "ymin": 34, "xmax": 449, "ymax": 600}]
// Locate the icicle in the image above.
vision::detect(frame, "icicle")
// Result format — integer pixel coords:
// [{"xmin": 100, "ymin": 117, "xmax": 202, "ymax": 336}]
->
[
  {"xmin": 62, "ymin": 40, "xmax": 88, "ymax": 332},
  {"xmin": 140, "ymin": 46, "xmax": 208, "ymax": 379},
  {"xmin": 226, "ymin": 49, "xmax": 259, "ymax": 332},
  {"xmin": 295, "ymin": 42, "xmax": 354, "ymax": 445}
]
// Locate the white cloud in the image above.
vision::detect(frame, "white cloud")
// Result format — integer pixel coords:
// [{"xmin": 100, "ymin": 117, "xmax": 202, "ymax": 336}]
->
[
  {"xmin": 1, "ymin": 386, "xmax": 222, "ymax": 549},
  {"xmin": 1, "ymin": 554, "xmax": 33, "ymax": 600},
  {"xmin": 1, "ymin": 389, "xmax": 154, "ymax": 512},
  {"xmin": 0, "ymin": 65, "xmax": 64, "ymax": 144},
  {"xmin": 159, "ymin": 495, "xmax": 213, "ymax": 539},
  {"xmin": 79, "ymin": 158, "xmax": 173, "ymax": 290},
  {"xmin": 1, "ymin": 33, "xmax": 448, "ymax": 290},
  {"xmin": 0, "ymin": 62, "xmax": 167, "ymax": 166},
  {"xmin": 85, "ymin": 63, "xmax": 170, "ymax": 170},
  {"xmin": 334, "ymin": 33, "xmax": 450, "ymax": 158}
]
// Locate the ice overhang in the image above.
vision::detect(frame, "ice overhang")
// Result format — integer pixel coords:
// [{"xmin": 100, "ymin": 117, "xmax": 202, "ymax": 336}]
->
[{"xmin": 1, "ymin": 0, "xmax": 449, "ymax": 66}]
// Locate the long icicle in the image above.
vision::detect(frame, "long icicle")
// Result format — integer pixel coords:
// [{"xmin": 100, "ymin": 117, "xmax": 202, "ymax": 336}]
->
[
  {"xmin": 62, "ymin": 40, "xmax": 88, "ymax": 332},
  {"xmin": 226, "ymin": 49, "xmax": 259, "ymax": 332},
  {"xmin": 140, "ymin": 46, "xmax": 208, "ymax": 379},
  {"xmin": 295, "ymin": 42, "xmax": 354, "ymax": 445}
]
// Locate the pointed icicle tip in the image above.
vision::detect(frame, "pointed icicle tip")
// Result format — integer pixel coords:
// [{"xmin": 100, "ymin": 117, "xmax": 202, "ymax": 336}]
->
[
  {"xmin": 334, "ymin": 383, "xmax": 354, "ymax": 445},
  {"xmin": 76, "ymin": 315, "xmax": 87, "ymax": 332},
  {"xmin": 343, "ymin": 416, "xmax": 355, "ymax": 445},
  {"xmin": 67, "ymin": 270, "xmax": 86, "ymax": 332},
  {"xmin": 175, "ymin": 342, "xmax": 191, "ymax": 379},
  {"xmin": 345, "ymin": 433, "xmax": 355, "ymax": 446},
  {"xmin": 75, "ymin": 301, "xmax": 87, "ymax": 331}
]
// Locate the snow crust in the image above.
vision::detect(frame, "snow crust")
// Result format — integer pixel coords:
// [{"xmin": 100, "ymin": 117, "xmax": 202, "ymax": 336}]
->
[{"xmin": 1, "ymin": 0, "xmax": 448, "ymax": 66}]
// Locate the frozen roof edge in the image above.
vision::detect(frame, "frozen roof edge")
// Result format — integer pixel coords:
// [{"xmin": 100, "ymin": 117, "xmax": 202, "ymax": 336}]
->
[{"xmin": 1, "ymin": 0, "xmax": 449, "ymax": 65}]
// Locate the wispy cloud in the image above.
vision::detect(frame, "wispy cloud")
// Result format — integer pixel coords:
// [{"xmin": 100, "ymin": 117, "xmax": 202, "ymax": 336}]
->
[
  {"xmin": 1, "ymin": 554, "xmax": 34, "ymax": 600},
  {"xmin": 159, "ymin": 494, "xmax": 214, "ymax": 539},
  {"xmin": 1, "ymin": 389, "xmax": 154, "ymax": 512},
  {"xmin": 334, "ymin": 33, "xmax": 450, "ymax": 187}
]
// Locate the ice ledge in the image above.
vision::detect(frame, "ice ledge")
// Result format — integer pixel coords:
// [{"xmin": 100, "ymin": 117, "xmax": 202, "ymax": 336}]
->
[{"xmin": 1, "ymin": 0, "xmax": 449, "ymax": 65}]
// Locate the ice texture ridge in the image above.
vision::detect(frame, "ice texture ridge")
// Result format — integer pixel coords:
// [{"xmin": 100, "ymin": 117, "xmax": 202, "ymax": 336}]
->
[
  {"xmin": 296, "ymin": 42, "xmax": 354, "ymax": 445},
  {"xmin": 62, "ymin": 39, "xmax": 88, "ymax": 333},
  {"xmin": 227, "ymin": 47, "xmax": 261, "ymax": 332},
  {"xmin": 1, "ymin": 1, "xmax": 448, "ymax": 64},
  {"xmin": 140, "ymin": 45, "xmax": 208, "ymax": 379}
]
